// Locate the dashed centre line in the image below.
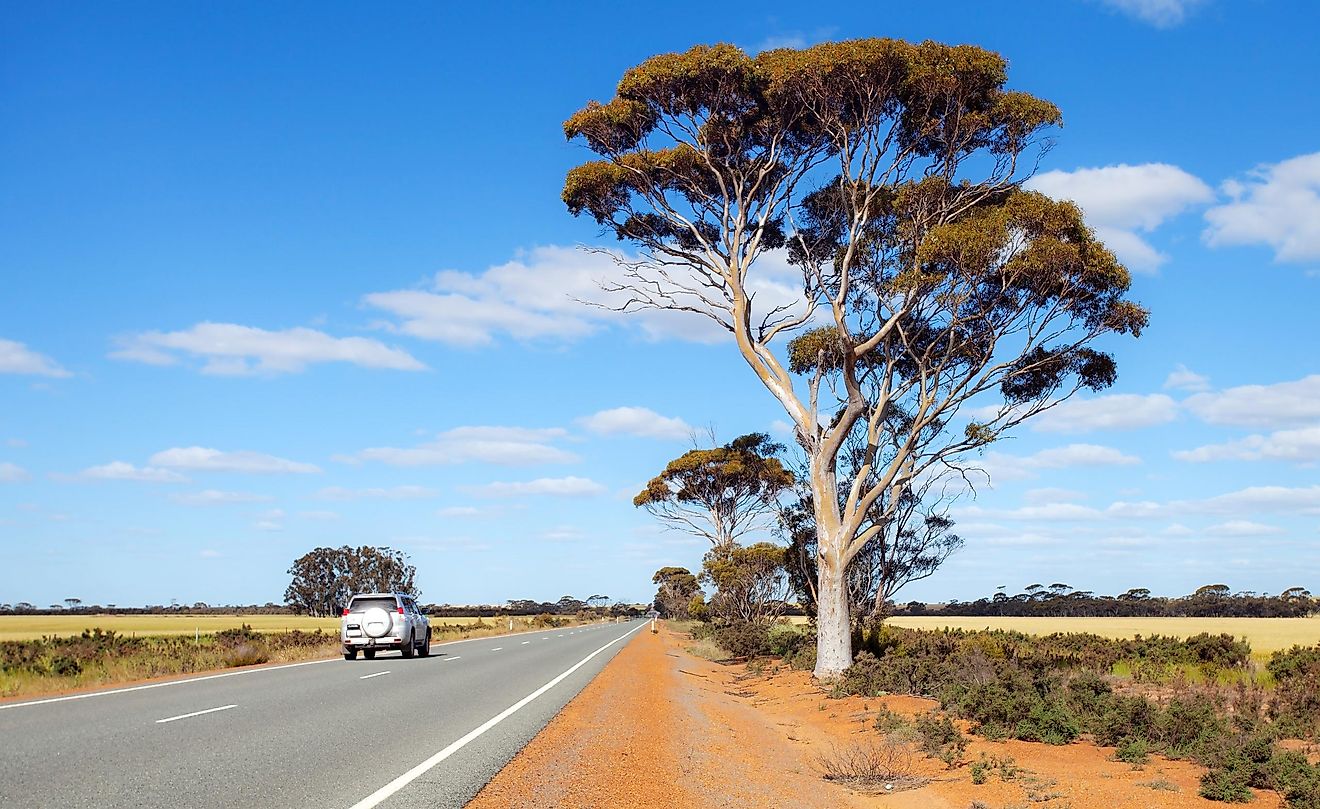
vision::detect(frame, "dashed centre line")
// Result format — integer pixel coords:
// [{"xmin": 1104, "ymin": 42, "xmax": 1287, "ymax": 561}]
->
[
  {"xmin": 521, "ymin": 641, "xmax": 530, "ymax": 645},
  {"xmin": 155, "ymin": 704, "xmax": 236, "ymax": 724},
  {"xmin": 359, "ymin": 671, "xmax": 391, "ymax": 680},
  {"xmin": 490, "ymin": 647, "xmax": 503, "ymax": 652}
]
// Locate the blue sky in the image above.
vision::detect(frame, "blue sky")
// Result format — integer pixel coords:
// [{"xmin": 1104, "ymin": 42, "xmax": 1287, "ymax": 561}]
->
[{"xmin": 2, "ymin": 0, "xmax": 1318, "ymax": 608}]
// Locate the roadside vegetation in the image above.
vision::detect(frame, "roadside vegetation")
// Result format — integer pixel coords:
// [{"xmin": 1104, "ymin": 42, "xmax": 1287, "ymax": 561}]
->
[
  {"xmin": 0, "ymin": 615, "xmax": 614, "ymax": 699},
  {"xmin": 684, "ymin": 618, "xmax": 1320, "ymax": 807}
]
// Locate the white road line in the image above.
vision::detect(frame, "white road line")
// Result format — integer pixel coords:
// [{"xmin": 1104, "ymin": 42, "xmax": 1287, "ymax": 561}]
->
[
  {"xmin": 490, "ymin": 647, "xmax": 503, "ymax": 651},
  {"xmin": 359, "ymin": 671, "xmax": 391, "ymax": 680},
  {"xmin": 521, "ymin": 641, "xmax": 530, "ymax": 645},
  {"xmin": 347, "ymin": 622, "xmax": 646, "ymax": 809},
  {"xmin": 445, "ymin": 656, "xmax": 461, "ymax": 661},
  {"xmin": 155, "ymin": 704, "xmax": 236, "ymax": 724}
]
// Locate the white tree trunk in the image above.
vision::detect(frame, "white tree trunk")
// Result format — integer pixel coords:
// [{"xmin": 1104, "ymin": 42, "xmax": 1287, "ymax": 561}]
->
[{"xmin": 813, "ymin": 552, "xmax": 852, "ymax": 678}]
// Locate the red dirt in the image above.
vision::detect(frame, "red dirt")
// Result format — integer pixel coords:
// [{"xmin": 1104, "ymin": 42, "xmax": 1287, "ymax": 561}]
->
[{"xmin": 469, "ymin": 626, "xmax": 1290, "ymax": 809}]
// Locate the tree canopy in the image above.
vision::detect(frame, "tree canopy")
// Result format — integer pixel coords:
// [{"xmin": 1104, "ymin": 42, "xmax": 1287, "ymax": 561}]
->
[
  {"xmin": 565, "ymin": 39, "xmax": 1146, "ymax": 677},
  {"xmin": 635, "ymin": 432, "xmax": 794, "ymax": 548},
  {"xmin": 284, "ymin": 545, "xmax": 418, "ymax": 617}
]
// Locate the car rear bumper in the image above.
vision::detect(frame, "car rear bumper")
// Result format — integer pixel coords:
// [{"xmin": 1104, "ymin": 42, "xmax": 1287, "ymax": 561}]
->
[{"xmin": 342, "ymin": 636, "xmax": 406, "ymax": 649}]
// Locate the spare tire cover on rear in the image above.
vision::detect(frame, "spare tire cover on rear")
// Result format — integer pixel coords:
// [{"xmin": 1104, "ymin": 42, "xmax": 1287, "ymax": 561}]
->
[{"xmin": 361, "ymin": 606, "xmax": 393, "ymax": 638}]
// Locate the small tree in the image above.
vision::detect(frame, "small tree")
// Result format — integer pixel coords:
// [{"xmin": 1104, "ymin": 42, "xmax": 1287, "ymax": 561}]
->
[
  {"xmin": 701, "ymin": 542, "xmax": 791, "ymax": 626},
  {"xmin": 634, "ymin": 433, "xmax": 793, "ymax": 548},
  {"xmin": 285, "ymin": 545, "xmax": 419, "ymax": 616},
  {"xmin": 64, "ymin": 598, "xmax": 82, "ymax": 610},
  {"xmin": 564, "ymin": 39, "xmax": 1146, "ymax": 677},
  {"xmin": 652, "ymin": 566, "xmax": 701, "ymax": 618}
]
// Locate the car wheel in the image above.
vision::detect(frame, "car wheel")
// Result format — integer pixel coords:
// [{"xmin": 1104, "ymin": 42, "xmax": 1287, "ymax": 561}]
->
[
  {"xmin": 401, "ymin": 632, "xmax": 415, "ymax": 658},
  {"xmin": 363, "ymin": 649, "xmax": 376, "ymax": 660},
  {"xmin": 419, "ymin": 629, "xmax": 431, "ymax": 657},
  {"xmin": 343, "ymin": 650, "xmax": 358, "ymax": 661}
]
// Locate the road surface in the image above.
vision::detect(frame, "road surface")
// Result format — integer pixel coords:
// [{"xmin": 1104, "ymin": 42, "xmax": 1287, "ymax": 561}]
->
[{"xmin": 0, "ymin": 619, "xmax": 647, "ymax": 808}]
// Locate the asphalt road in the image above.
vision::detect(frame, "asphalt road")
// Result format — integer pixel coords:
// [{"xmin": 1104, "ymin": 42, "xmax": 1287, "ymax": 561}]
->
[{"xmin": 0, "ymin": 619, "xmax": 647, "ymax": 808}]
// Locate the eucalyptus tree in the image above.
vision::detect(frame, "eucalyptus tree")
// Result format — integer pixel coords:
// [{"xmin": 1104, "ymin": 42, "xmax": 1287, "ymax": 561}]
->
[
  {"xmin": 564, "ymin": 39, "xmax": 1146, "ymax": 676},
  {"xmin": 634, "ymin": 432, "xmax": 794, "ymax": 548}
]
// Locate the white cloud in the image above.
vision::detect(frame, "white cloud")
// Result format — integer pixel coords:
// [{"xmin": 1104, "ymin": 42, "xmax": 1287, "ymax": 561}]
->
[
  {"xmin": 467, "ymin": 476, "xmax": 606, "ymax": 498},
  {"xmin": 1097, "ymin": 0, "xmax": 1206, "ymax": 27},
  {"xmin": 199, "ymin": 549, "xmax": 222, "ymax": 559},
  {"xmin": 353, "ymin": 426, "xmax": 577, "ymax": 467},
  {"xmin": 437, "ymin": 506, "xmax": 481, "ymax": 517},
  {"xmin": 1205, "ymin": 520, "xmax": 1285, "ymax": 537},
  {"xmin": 0, "ymin": 462, "xmax": 30, "ymax": 482},
  {"xmin": 579, "ymin": 407, "xmax": 692, "ymax": 440},
  {"xmin": 1183, "ymin": 375, "xmax": 1320, "ymax": 429},
  {"xmin": 1174, "ymin": 426, "xmax": 1320, "ymax": 464},
  {"xmin": 957, "ymin": 503, "xmax": 1103, "ymax": 522},
  {"xmin": 1033, "ymin": 394, "xmax": 1178, "ymax": 433},
  {"xmin": 1026, "ymin": 164, "xmax": 1212, "ymax": 270},
  {"xmin": 1023, "ymin": 487, "xmax": 1087, "ymax": 505},
  {"xmin": 149, "ymin": 447, "xmax": 320, "ymax": 474},
  {"xmin": 77, "ymin": 462, "xmax": 188, "ymax": 483},
  {"xmin": 298, "ymin": 510, "xmax": 340, "ymax": 521},
  {"xmin": 364, "ymin": 245, "xmax": 809, "ymax": 347},
  {"xmin": 1191, "ymin": 485, "xmax": 1320, "ymax": 516},
  {"xmin": 0, "ymin": 339, "xmax": 71, "ymax": 378},
  {"xmin": 253, "ymin": 510, "xmax": 285, "ymax": 531},
  {"xmin": 1026, "ymin": 444, "xmax": 1142, "ymax": 468},
  {"xmin": 970, "ymin": 442, "xmax": 1139, "ymax": 485},
  {"xmin": 541, "ymin": 525, "xmax": 586, "ymax": 542},
  {"xmin": 111, "ymin": 322, "xmax": 426, "ymax": 375},
  {"xmin": 1163, "ymin": 364, "xmax": 1210, "ymax": 393},
  {"xmin": 171, "ymin": 489, "xmax": 275, "ymax": 506},
  {"xmin": 314, "ymin": 485, "xmax": 439, "ymax": 501},
  {"xmin": 1204, "ymin": 152, "xmax": 1320, "ymax": 262}
]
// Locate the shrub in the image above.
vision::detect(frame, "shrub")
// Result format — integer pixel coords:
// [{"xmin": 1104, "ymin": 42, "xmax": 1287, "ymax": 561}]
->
[
  {"xmin": 714, "ymin": 622, "xmax": 772, "ymax": 658},
  {"xmin": 813, "ymin": 739, "xmax": 928, "ymax": 791},
  {"xmin": 1015, "ymin": 698, "xmax": 1080, "ymax": 746},
  {"xmin": 1199, "ymin": 765, "xmax": 1254, "ymax": 803},
  {"xmin": 913, "ymin": 711, "xmax": 968, "ymax": 767},
  {"xmin": 1115, "ymin": 737, "xmax": 1150, "ymax": 765}
]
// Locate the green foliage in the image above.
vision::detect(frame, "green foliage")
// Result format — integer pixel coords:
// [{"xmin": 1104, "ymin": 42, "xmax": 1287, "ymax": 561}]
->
[
  {"xmin": 1115, "ymin": 737, "xmax": 1150, "ymax": 765},
  {"xmin": 285, "ymin": 545, "xmax": 418, "ymax": 616},
  {"xmin": 1199, "ymin": 765, "xmax": 1255, "ymax": 803},
  {"xmin": 913, "ymin": 711, "xmax": 968, "ymax": 767},
  {"xmin": 713, "ymin": 622, "xmax": 772, "ymax": 658},
  {"xmin": 652, "ymin": 566, "xmax": 701, "ymax": 619}
]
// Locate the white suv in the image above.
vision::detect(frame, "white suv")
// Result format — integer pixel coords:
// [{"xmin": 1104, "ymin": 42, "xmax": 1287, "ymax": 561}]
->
[{"xmin": 341, "ymin": 592, "xmax": 431, "ymax": 660}]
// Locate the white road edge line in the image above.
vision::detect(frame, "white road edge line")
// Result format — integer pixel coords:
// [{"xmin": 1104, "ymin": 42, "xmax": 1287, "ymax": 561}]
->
[
  {"xmin": 0, "ymin": 623, "xmax": 627, "ymax": 712},
  {"xmin": 155, "ymin": 704, "xmax": 236, "ymax": 724},
  {"xmin": 359, "ymin": 671, "xmax": 391, "ymax": 680},
  {"xmin": 347, "ymin": 622, "xmax": 646, "ymax": 809}
]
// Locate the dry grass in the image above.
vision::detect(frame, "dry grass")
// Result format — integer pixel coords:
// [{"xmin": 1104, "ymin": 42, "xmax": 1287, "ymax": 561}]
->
[
  {"xmin": 0, "ymin": 617, "xmax": 614, "ymax": 699},
  {"xmin": 0, "ymin": 614, "xmax": 499, "ymax": 642},
  {"xmin": 784, "ymin": 616, "xmax": 1320, "ymax": 654},
  {"xmin": 813, "ymin": 738, "xmax": 929, "ymax": 792}
]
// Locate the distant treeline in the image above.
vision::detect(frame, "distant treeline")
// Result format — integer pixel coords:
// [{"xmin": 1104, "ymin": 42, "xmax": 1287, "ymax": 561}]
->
[
  {"xmin": 895, "ymin": 583, "xmax": 1316, "ymax": 618},
  {"xmin": 0, "ymin": 597, "xmax": 647, "ymax": 618}
]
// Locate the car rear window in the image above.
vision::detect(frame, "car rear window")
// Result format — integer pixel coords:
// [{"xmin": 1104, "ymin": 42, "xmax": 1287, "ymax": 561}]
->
[{"xmin": 348, "ymin": 597, "xmax": 397, "ymax": 614}]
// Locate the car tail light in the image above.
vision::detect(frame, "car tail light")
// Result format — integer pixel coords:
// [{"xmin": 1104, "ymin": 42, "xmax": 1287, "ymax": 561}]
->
[
  {"xmin": 342, "ymin": 608, "xmax": 350, "ymax": 616},
  {"xmin": 397, "ymin": 607, "xmax": 405, "ymax": 615}
]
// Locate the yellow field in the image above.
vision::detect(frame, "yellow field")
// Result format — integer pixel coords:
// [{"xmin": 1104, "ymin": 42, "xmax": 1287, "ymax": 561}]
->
[
  {"xmin": 882, "ymin": 616, "xmax": 1320, "ymax": 654},
  {"xmin": 0, "ymin": 614, "xmax": 498, "ymax": 642}
]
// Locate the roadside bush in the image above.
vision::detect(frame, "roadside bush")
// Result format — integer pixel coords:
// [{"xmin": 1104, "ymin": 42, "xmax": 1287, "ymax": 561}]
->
[
  {"xmin": 913, "ymin": 711, "xmax": 968, "ymax": 767},
  {"xmin": 1015, "ymin": 698, "xmax": 1081, "ymax": 745},
  {"xmin": 1115, "ymin": 737, "xmax": 1150, "ymax": 764},
  {"xmin": 714, "ymin": 622, "xmax": 772, "ymax": 658},
  {"xmin": 1261, "ymin": 752, "xmax": 1320, "ymax": 809},
  {"xmin": 1200, "ymin": 764, "xmax": 1255, "ymax": 803}
]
